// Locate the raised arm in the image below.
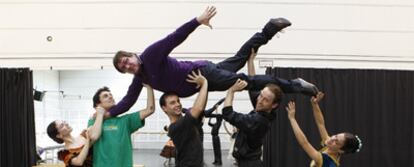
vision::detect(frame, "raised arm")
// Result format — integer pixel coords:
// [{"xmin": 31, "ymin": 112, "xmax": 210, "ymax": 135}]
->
[
  {"xmin": 224, "ymin": 79, "xmax": 248, "ymax": 108},
  {"xmin": 286, "ymin": 101, "xmax": 322, "ymax": 166},
  {"xmin": 247, "ymin": 48, "xmax": 259, "ymax": 107},
  {"xmin": 109, "ymin": 77, "xmax": 143, "ymax": 116},
  {"xmin": 247, "ymin": 48, "xmax": 257, "ymax": 77},
  {"xmin": 70, "ymin": 132, "xmax": 91, "ymax": 166},
  {"xmin": 139, "ymin": 84, "xmax": 156, "ymax": 120},
  {"xmin": 141, "ymin": 6, "xmax": 216, "ymax": 63},
  {"xmin": 311, "ymin": 92, "xmax": 330, "ymax": 142},
  {"xmin": 222, "ymin": 79, "xmax": 263, "ymax": 133},
  {"xmin": 186, "ymin": 70, "xmax": 208, "ymax": 118},
  {"xmin": 87, "ymin": 107, "xmax": 105, "ymax": 144}
]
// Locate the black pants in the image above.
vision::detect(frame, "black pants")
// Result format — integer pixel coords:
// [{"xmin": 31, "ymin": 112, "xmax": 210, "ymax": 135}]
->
[{"xmin": 200, "ymin": 32, "xmax": 300, "ymax": 94}]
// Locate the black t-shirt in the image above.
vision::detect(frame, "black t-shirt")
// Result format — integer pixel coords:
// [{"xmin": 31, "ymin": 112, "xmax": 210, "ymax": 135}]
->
[{"xmin": 168, "ymin": 112, "xmax": 203, "ymax": 167}]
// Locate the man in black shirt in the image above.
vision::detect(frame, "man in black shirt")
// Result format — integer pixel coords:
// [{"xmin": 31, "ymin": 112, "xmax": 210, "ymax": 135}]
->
[
  {"xmin": 160, "ymin": 71, "xmax": 208, "ymax": 167},
  {"xmin": 222, "ymin": 79, "xmax": 283, "ymax": 167}
]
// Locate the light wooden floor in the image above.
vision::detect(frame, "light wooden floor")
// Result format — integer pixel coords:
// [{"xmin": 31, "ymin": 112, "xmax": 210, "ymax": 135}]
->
[{"xmin": 35, "ymin": 149, "xmax": 236, "ymax": 167}]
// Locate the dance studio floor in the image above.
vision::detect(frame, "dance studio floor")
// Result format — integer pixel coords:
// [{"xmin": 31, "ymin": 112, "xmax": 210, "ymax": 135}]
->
[{"xmin": 133, "ymin": 149, "xmax": 238, "ymax": 167}]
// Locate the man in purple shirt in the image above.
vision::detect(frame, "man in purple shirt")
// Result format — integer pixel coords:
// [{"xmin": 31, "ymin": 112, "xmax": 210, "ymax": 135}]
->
[{"xmin": 109, "ymin": 6, "xmax": 318, "ymax": 116}]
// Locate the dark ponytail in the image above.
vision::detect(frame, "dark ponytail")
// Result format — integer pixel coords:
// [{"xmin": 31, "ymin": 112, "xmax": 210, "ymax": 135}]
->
[
  {"xmin": 47, "ymin": 121, "xmax": 64, "ymax": 144},
  {"xmin": 341, "ymin": 133, "xmax": 362, "ymax": 154}
]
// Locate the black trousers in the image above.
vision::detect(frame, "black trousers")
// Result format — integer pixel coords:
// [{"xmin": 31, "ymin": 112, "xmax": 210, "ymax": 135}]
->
[{"xmin": 200, "ymin": 32, "xmax": 302, "ymax": 94}]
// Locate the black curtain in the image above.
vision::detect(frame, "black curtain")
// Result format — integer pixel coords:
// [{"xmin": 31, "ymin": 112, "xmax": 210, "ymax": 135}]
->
[
  {"xmin": 0, "ymin": 68, "xmax": 37, "ymax": 167},
  {"xmin": 263, "ymin": 67, "xmax": 414, "ymax": 167}
]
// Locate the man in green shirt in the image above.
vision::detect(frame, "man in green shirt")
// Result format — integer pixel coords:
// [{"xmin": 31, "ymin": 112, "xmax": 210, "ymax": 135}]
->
[{"xmin": 88, "ymin": 84, "xmax": 155, "ymax": 167}]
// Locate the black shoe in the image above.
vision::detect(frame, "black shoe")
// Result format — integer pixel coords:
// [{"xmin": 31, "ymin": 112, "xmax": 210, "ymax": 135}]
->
[
  {"xmin": 292, "ymin": 78, "xmax": 318, "ymax": 96},
  {"xmin": 269, "ymin": 18, "xmax": 292, "ymax": 31},
  {"xmin": 262, "ymin": 18, "xmax": 292, "ymax": 39}
]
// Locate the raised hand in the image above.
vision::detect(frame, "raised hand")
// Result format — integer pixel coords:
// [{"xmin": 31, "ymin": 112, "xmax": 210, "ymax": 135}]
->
[
  {"xmin": 196, "ymin": 6, "xmax": 217, "ymax": 29},
  {"xmin": 286, "ymin": 101, "xmax": 296, "ymax": 119},
  {"xmin": 91, "ymin": 106, "xmax": 107, "ymax": 119},
  {"xmin": 311, "ymin": 92, "xmax": 325, "ymax": 104},
  {"xmin": 186, "ymin": 70, "xmax": 207, "ymax": 89},
  {"xmin": 229, "ymin": 79, "xmax": 248, "ymax": 92},
  {"xmin": 95, "ymin": 106, "xmax": 105, "ymax": 114}
]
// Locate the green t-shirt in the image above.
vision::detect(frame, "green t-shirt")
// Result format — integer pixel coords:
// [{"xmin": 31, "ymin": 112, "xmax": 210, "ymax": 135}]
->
[{"xmin": 88, "ymin": 112, "xmax": 144, "ymax": 167}]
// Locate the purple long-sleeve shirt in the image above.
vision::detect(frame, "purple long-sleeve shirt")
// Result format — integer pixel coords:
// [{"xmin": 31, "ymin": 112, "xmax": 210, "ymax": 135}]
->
[{"xmin": 109, "ymin": 18, "xmax": 208, "ymax": 116}]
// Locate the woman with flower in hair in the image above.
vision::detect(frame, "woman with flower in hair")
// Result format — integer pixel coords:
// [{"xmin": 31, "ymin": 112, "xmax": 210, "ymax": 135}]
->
[
  {"xmin": 46, "ymin": 107, "xmax": 105, "ymax": 167},
  {"xmin": 286, "ymin": 92, "xmax": 362, "ymax": 167}
]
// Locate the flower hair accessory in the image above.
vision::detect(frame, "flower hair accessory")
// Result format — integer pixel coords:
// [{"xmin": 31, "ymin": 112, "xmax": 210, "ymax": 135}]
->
[{"xmin": 355, "ymin": 135, "xmax": 362, "ymax": 152}]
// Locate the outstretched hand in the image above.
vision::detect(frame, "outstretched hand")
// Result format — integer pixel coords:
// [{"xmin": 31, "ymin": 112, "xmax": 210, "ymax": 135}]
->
[
  {"xmin": 311, "ymin": 92, "xmax": 324, "ymax": 104},
  {"xmin": 186, "ymin": 70, "xmax": 207, "ymax": 89},
  {"xmin": 197, "ymin": 6, "xmax": 217, "ymax": 29}
]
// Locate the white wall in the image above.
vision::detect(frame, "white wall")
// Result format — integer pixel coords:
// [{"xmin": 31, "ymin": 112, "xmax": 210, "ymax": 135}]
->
[{"xmin": 33, "ymin": 70, "xmax": 62, "ymax": 146}]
